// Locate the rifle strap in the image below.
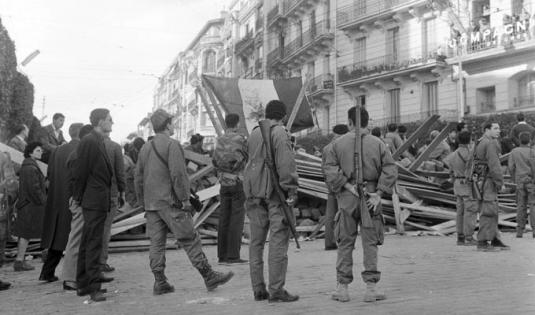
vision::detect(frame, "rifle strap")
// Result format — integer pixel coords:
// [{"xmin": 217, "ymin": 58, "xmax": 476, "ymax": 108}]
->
[{"xmin": 150, "ymin": 140, "xmax": 180, "ymax": 203}]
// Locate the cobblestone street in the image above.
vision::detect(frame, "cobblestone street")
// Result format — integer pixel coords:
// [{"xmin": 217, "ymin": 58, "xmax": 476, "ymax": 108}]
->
[{"xmin": 1, "ymin": 233, "xmax": 534, "ymax": 315}]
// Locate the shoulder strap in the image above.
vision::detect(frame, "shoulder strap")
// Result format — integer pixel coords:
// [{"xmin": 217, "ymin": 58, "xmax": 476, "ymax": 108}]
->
[
  {"xmin": 150, "ymin": 140, "xmax": 169, "ymax": 168},
  {"xmin": 456, "ymin": 149, "xmax": 467, "ymax": 164}
]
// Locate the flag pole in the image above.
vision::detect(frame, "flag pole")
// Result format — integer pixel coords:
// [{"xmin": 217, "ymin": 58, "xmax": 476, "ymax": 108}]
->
[
  {"xmin": 195, "ymin": 87, "xmax": 224, "ymax": 137},
  {"xmin": 285, "ymin": 74, "xmax": 312, "ymax": 132},
  {"xmin": 201, "ymin": 76, "xmax": 227, "ymax": 128}
]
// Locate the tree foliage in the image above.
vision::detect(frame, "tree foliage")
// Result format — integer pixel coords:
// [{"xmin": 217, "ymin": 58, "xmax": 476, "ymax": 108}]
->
[{"xmin": 0, "ymin": 18, "xmax": 35, "ymax": 142}]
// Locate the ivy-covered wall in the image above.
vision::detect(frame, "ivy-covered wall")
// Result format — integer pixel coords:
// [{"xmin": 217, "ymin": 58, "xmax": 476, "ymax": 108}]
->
[{"xmin": 0, "ymin": 18, "xmax": 34, "ymax": 142}]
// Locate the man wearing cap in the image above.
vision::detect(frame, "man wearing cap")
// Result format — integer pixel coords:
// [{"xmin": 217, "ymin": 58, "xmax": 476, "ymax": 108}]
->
[
  {"xmin": 185, "ymin": 134, "xmax": 208, "ymax": 155},
  {"xmin": 135, "ymin": 109, "xmax": 233, "ymax": 296},
  {"xmin": 243, "ymin": 100, "xmax": 299, "ymax": 303},
  {"xmin": 322, "ymin": 124, "xmax": 349, "ymax": 251}
]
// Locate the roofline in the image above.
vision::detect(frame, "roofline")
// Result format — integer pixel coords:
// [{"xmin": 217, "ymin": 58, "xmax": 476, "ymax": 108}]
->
[{"xmin": 184, "ymin": 18, "xmax": 224, "ymax": 52}]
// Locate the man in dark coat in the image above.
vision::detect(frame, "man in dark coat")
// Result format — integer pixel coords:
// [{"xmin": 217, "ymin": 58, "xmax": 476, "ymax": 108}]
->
[
  {"xmin": 73, "ymin": 108, "xmax": 114, "ymax": 302},
  {"xmin": 40, "ymin": 113, "xmax": 67, "ymax": 163},
  {"xmin": 38, "ymin": 123, "xmax": 83, "ymax": 282}
]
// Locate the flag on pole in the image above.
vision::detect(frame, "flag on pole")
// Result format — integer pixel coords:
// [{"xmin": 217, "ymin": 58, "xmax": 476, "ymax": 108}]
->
[{"xmin": 202, "ymin": 75, "xmax": 314, "ymax": 134}]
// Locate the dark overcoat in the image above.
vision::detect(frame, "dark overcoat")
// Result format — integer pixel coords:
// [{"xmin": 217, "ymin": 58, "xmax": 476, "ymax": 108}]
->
[
  {"xmin": 14, "ymin": 158, "xmax": 46, "ymax": 239},
  {"xmin": 41, "ymin": 140, "xmax": 79, "ymax": 250},
  {"xmin": 73, "ymin": 130, "xmax": 113, "ymax": 212}
]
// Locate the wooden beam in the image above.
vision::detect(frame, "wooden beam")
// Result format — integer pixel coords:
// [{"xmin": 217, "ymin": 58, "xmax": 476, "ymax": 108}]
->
[
  {"xmin": 200, "ymin": 77, "xmax": 227, "ymax": 129},
  {"xmin": 286, "ymin": 74, "xmax": 311, "ymax": 132},
  {"xmin": 392, "ymin": 114, "xmax": 439, "ymax": 160},
  {"xmin": 195, "ymin": 87, "xmax": 224, "ymax": 137},
  {"xmin": 409, "ymin": 122, "xmax": 456, "ymax": 171}
]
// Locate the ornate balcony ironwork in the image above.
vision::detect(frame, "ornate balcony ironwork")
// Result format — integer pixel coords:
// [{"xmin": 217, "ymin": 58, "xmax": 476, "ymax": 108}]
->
[
  {"xmin": 235, "ymin": 31, "xmax": 255, "ymax": 56},
  {"xmin": 337, "ymin": 0, "xmax": 401, "ymax": 27},
  {"xmin": 282, "ymin": 20, "xmax": 333, "ymax": 65}
]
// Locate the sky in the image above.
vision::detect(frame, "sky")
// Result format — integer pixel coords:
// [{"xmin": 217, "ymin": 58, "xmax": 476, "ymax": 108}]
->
[{"xmin": 0, "ymin": 0, "xmax": 228, "ymax": 142}]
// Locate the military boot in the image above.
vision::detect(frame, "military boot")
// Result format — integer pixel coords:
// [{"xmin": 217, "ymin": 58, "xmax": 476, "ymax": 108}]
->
[
  {"xmin": 491, "ymin": 238, "xmax": 510, "ymax": 250},
  {"xmin": 464, "ymin": 236, "xmax": 477, "ymax": 246},
  {"xmin": 331, "ymin": 282, "xmax": 349, "ymax": 302},
  {"xmin": 476, "ymin": 241, "xmax": 499, "ymax": 252},
  {"xmin": 199, "ymin": 266, "xmax": 234, "ymax": 291},
  {"xmin": 456, "ymin": 235, "xmax": 465, "ymax": 246},
  {"xmin": 153, "ymin": 272, "xmax": 175, "ymax": 296},
  {"xmin": 363, "ymin": 282, "xmax": 386, "ymax": 302}
]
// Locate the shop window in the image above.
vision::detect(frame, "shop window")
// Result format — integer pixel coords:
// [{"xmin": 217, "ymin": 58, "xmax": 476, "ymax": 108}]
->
[{"xmin": 476, "ymin": 86, "xmax": 495, "ymax": 113}]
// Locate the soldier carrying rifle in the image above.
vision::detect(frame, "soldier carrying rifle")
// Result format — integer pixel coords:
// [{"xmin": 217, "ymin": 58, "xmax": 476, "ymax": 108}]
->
[
  {"xmin": 323, "ymin": 106, "xmax": 397, "ymax": 303},
  {"xmin": 243, "ymin": 100, "xmax": 299, "ymax": 303}
]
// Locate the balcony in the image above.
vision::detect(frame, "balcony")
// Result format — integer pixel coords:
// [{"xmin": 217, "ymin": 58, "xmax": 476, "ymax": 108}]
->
[
  {"xmin": 337, "ymin": 51, "xmax": 447, "ymax": 87},
  {"xmin": 267, "ymin": 48, "xmax": 283, "ymax": 69},
  {"xmin": 337, "ymin": 0, "xmax": 429, "ymax": 37},
  {"xmin": 235, "ymin": 31, "xmax": 255, "ymax": 57},
  {"xmin": 256, "ymin": 15, "xmax": 264, "ymax": 31},
  {"xmin": 282, "ymin": 20, "xmax": 334, "ymax": 68},
  {"xmin": 283, "ymin": 0, "xmax": 321, "ymax": 21},
  {"xmin": 306, "ymin": 73, "xmax": 334, "ymax": 107},
  {"xmin": 267, "ymin": 4, "xmax": 285, "ymax": 30}
]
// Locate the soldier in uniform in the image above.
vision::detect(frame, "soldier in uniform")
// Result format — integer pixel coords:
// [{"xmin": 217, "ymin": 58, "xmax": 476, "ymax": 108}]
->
[
  {"xmin": 474, "ymin": 122, "xmax": 509, "ymax": 251},
  {"xmin": 323, "ymin": 107, "xmax": 397, "ymax": 303},
  {"xmin": 443, "ymin": 131, "xmax": 478, "ymax": 245},
  {"xmin": 135, "ymin": 109, "xmax": 233, "ymax": 295},
  {"xmin": 508, "ymin": 131, "xmax": 535, "ymax": 238},
  {"xmin": 322, "ymin": 124, "xmax": 349, "ymax": 251},
  {"xmin": 243, "ymin": 100, "xmax": 299, "ymax": 303}
]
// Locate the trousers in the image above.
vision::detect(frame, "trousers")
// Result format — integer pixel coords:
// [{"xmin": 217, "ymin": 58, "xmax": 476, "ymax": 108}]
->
[
  {"xmin": 477, "ymin": 180, "xmax": 499, "ymax": 242},
  {"xmin": 455, "ymin": 195, "xmax": 478, "ymax": 238},
  {"xmin": 516, "ymin": 182, "xmax": 535, "ymax": 230},
  {"xmin": 324, "ymin": 193, "xmax": 338, "ymax": 249},
  {"xmin": 145, "ymin": 207, "xmax": 210, "ymax": 276},
  {"xmin": 76, "ymin": 209, "xmax": 107, "ymax": 292},
  {"xmin": 335, "ymin": 190, "xmax": 382, "ymax": 285},
  {"xmin": 217, "ymin": 182, "xmax": 246, "ymax": 261},
  {"xmin": 246, "ymin": 197, "xmax": 290, "ymax": 293},
  {"xmin": 39, "ymin": 249, "xmax": 63, "ymax": 278},
  {"xmin": 100, "ymin": 197, "xmax": 118, "ymax": 265}
]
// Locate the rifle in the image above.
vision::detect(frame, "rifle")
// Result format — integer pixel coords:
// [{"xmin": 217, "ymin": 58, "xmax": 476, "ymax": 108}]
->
[
  {"xmin": 354, "ymin": 105, "xmax": 374, "ymax": 228},
  {"xmin": 258, "ymin": 120, "xmax": 301, "ymax": 249}
]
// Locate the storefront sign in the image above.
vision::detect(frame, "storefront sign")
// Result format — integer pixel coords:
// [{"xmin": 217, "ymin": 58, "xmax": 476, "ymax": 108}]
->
[{"xmin": 447, "ymin": 20, "xmax": 529, "ymax": 48}]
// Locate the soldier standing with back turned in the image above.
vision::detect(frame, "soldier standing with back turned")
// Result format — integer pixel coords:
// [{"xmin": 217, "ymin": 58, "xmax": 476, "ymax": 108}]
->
[
  {"xmin": 243, "ymin": 100, "xmax": 299, "ymax": 303},
  {"xmin": 323, "ymin": 107, "xmax": 397, "ymax": 303}
]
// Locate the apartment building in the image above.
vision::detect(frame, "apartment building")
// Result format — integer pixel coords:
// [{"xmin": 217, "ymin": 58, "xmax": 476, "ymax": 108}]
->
[
  {"xmin": 153, "ymin": 17, "xmax": 225, "ymax": 145},
  {"xmin": 233, "ymin": 0, "xmax": 265, "ymax": 79},
  {"xmin": 448, "ymin": 0, "xmax": 535, "ymax": 115}
]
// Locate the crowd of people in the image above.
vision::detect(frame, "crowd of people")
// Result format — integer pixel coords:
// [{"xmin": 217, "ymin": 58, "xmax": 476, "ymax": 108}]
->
[{"xmin": 0, "ymin": 103, "xmax": 533, "ymax": 306}]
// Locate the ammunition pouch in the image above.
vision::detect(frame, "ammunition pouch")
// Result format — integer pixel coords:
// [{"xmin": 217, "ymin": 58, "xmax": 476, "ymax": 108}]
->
[{"xmin": 471, "ymin": 162, "xmax": 488, "ymax": 181}]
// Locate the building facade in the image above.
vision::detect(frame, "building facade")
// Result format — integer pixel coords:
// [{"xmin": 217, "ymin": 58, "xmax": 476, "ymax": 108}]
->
[{"xmin": 152, "ymin": 0, "xmax": 535, "ymax": 140}]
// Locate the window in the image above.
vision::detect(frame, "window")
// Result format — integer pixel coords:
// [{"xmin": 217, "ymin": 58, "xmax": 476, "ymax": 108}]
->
[
  {"xmin": 202, "ymin": 50, "xmax": 216, "ymax": 73},
  {"xmin": 423, "ymin": 81, "xmax": 438, "ymax": 115},
  {"xmin": 517, "ymin": 72, "xmax": 535, "ymax": 107},
  {"xmin": 388, "ymin": 89, "xmax": 400, "ymax": 122},
  {"xmin": 353, "ymin": 38, "xmax": 366, "ymax": 65},
  {"xmin": 476, "ymin": 86, "xmax": 495, "ymax": 113},
  {"xmin": 386, "ymin": 27, "xmax": 399, "ymax": 64},
  {"xmin": 423, "ymin": 18, "xmax": 437, "ymax": 58}
]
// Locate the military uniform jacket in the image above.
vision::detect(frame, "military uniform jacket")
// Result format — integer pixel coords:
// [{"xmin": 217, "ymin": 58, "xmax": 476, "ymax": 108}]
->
[
  {"xmin": 443, "ymin": 145, "xmax": 471, "ymax": 196},
  {"xmin": 475, "ymin": 134, "xmax": 503, "ymax": 188},
  {"xmin": 243, "ymin": 123, "xmax": 298, "ymax": 200},
  {"xmin": 323, "ymin": 129, "xmax": 397, "ymax": 195},
  {"xmin": 508, "ymin": 146, "xmax": 535, "ymax": 184}
]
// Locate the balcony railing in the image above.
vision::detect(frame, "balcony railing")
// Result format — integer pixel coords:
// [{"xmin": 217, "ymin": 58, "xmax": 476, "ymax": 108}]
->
[
  {"xmin": 337, "ymin": 0, "xmax": 401, "ymax": 27},
  {"xmin": 337, "ymin": 52, "xmax": 446, "ymax": 84},
  {"xmin": 256, "ymin": 15, "xmax": 264, "ymax": 31},
  {"xmin": 267, "ymin": 4, "xmax": 281, "ymax": 26},
  {"xmin": 283, "ymin": 20, "xmax": 332, "ymax": 60},
  {"xmin": 235, "ymin": 31, "xmax": 255, "ymax": 54},
  {"xmin": 368, "ymin": 109, "xmax": 458, "ymax": 127},
  {"xmin": 461, "ymin": 29, "xmax": 530, "ymax": 54},
  {"xmin": 307, "ymin": 74, "xmax": 334, "ymax": 93},
  {"xmin": 284, "ymin": 0, "xmax": 305, "ymax": 15},
  {"xmin": 267, "ymin": 48, "xmax": 283, "ymax": 66}
]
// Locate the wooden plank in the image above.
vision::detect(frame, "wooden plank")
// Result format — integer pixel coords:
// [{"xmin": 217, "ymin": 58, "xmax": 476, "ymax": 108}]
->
[
  {"xmin": 298, "ymin": 188, "xmax": 328, "ymax": 200},
  {"xmin": 194, "ymin": 201, "xmax": 220, "ymax": 229},
  {"xmin": 197, "ymin": 184, "xmax": 220, "ymax": 201},
  {"xmin": 196, "ymin": 87, "xmax": 224, "ymax": 137},
  {"xmin": 184, "ymin": 150, "xmax": 212, "ymax": 165},
  {"xmin": 189, "ymin": 164, "xmax": 214, "ymax": 182},
  {"xmin": 392, "ymin": 114, "xmax": 440, "ymax": 160},
  {"xmin": 296, "ymin": 150, "xmax": 322, "ymax": 162},
  {"xmin": 201, "ymin": 82, "xmax": 227, "ymax": 132},
  {"xmin": 286, "ymin": 74, "xmax": 311, "ymax": 132},
  {"xmin": 392, "ymin": 184, "xmax": 404, "ymax": 234},
  {"xmin": 409, "ymin": 122, "xmax": 456, "ymax": 171}
]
